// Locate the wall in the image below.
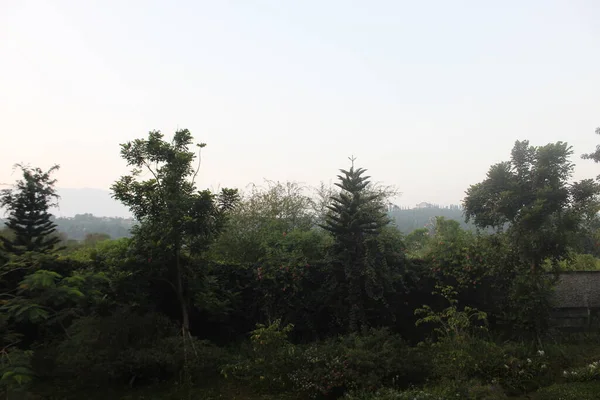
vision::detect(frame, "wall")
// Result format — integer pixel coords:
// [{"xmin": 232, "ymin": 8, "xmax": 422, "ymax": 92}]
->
[{"xmin": 550, "ymin": 271, "xmax": 600, "ymax": 331}]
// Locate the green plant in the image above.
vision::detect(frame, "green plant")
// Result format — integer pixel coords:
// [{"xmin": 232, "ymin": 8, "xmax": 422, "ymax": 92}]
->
[
  {"xmin": 0, "ymin": 164, "xmax": 62, "ymax": 256},
  {"xmin": 343, "ymin": 388, "xmax": 444, "ymax": 400},
  {"xmin": 414, "ymin": 286, "xmax": 490, "ymax": 388},
  {"xmin": 533, "ymin": 381, "xmax": 600, "ymax": 399},
  {"xmin": 221, "ymin": 319, "xmax": 298, "ymax": 392},
  {"xmin": 562, "ymin": 360, "xmax": 600, "ymax": 382},
  {"xmin": 0, "ymin": 347, "xmax": 33, "ymax": 392},
  {"xmin": 498, "ymin": 349, "xmax": 552, "ymax": 395},
  {"xmin": 503, "ymin": 273, "xmax": 555, "ymax": 340},
  {"xmin": 290, "ymin": 328, "xmax": 428, "ymax": 398},
  {"xmin": 50, "ymin": 310, "xmax": 193, "ymax": 387},
  {"xmin": 320, "ymin": 160, "xmax": 394, "ymax": 333},
  {"xmin": 415, "ymin": 285, "xmax": 488, "ymax": 341}
]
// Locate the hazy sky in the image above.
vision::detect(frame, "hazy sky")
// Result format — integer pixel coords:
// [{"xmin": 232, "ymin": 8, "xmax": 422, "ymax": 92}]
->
[{"xmin": 1, "ymin": 0, "xmax": 600, "ymax": 208}]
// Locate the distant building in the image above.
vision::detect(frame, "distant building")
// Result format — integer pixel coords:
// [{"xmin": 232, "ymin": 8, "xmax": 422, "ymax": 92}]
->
[{"xmin": 415, "ymin": 202, "xmax": 433, "ymax": 209}]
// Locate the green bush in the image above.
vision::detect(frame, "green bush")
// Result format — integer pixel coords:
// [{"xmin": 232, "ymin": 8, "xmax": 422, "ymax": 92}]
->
[
  {"xmin": 0, "ymin": 347, "xmax": 34, "ymax": 393},
  {"xmin": 45, "ymin": 309, "xmax": 225, "ymax": 389},
  {"xmin": 221, "ymin": 319, "xmax": 300, "ymax": 392},
  {"xmin": 290, "ymin": 328, "xmax": 429, "ymax": 398},
  {"xmin": 533, "ymin": 381, "xmax": 600, "ymax": 399},
  {"xmin": 562, "ymin": 360, "xmax": 600, "ymax": 383},
  {"xmin": 343, "ymin": 388, "xmax": 443, "ymax": 400},
  {"xmin": 495, "ymin": 348, "xmax": 552, "ymax": 395},
  {"xmin": 344, "ymin": 383, "xmax": 508, "ymax": 400}
]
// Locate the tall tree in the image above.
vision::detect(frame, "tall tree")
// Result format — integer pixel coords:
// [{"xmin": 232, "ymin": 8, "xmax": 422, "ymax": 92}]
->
[
  {"xmin": 111, "ymin": 129, "xmax": 238, "ymax": 337},
  {"xmin": 463, "ymin": 140, "xmax": 600, "ymax": 273},
  {"xmin": 0, "ymin": 164, "xmax": 61, "ymax": 256},
  {"xmin": 320, "ymin": 158, "xmax": 392, "ymax": 333}
]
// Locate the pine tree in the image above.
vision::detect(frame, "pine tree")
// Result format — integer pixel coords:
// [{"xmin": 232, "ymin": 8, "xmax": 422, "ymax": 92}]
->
[
  {"xmin": 320, "ymin": 158, "xmax": 391, "ymax": 333},
  {"xmin": 0, "ymin": 164, "xmax": 61, "ymax": 255}
]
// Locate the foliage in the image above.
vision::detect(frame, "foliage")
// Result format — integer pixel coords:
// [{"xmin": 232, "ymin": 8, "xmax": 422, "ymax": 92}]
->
[
  {"xmin": 111, "ymin": 129, "xmax": 239, "ymax": 336},
  {"xmin": 533, "ymin": 381, "xmax": 600, "ymax": 399},
  {"xmin": 404, "ymin": 228, "xmax": 430, "ymax": 256},
  {"xmin": 320, "ymin": 161, "xmax": 394, "ymax": 333},
  {"xmin": 210, "ymin": 181, "xmax": 318, "ymax": 264},
  {"xmin": 6, "ymin": 132, "xmax": 600, "ymax": 399},
  {"xmin": 1, "ymin": 256, "xmax": 109, "ymax": 346},
  {"xmin": 562, "ymin": 360, "xmax": 600, "ymax": 383},
  {"xmin": 555, "ymin": 253, "xmax": 600, "ymax": 271},
  {"xmin": 1, "ymin": 164, "xmax": 62, "ymax": 256},
  {"xmin": 502, "ymin": 273, "xmax": 555, "ymax": 339},
  {"xmin": 221, "ymin": 319, "xmax": 298, "ymax": 392},
  {"xmin": 53, "ymin": 214, "xmax": 135, "ymax": 241},
  {"xmin": 343, "ymin": 388, "xmax": 444, "ymax": 400},
  {"xmin": 497, "ymin": 349, "xmax": 552, "ymax": 395},
  {"xmin": 388, "ymin": 204, "xmax": 482, "ymax": 234},
  {"xmin": 463, "ymin": 140, "xmax": 600, "ymax": 272},
  {"xmin": 290, "ymin": 328, "xmax": 427, "ymax": 398},
  {"xmin": 0, "ymin": 347, "xmax": 33, "ymax": 392},
  {"xmin": 581, "ymin": 127, "xmax": 600, "ymax": 166},
  {"xmin": 50, "ymin": 309, "xmax": 225, "ymax": 388},
  {"xmin": 415, "ymin": 285, "xmax": 488, "ymax": 341}
]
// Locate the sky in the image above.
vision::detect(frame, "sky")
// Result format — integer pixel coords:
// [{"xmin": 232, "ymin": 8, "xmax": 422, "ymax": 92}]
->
[{"xmin": 1, "ymin": 0, "xmax": 600, "ymax": 211}]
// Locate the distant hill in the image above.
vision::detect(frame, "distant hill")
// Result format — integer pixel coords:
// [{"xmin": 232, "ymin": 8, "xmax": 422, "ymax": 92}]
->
[
  {"xmin": 52, "ymin": 214, "xmax": 136, "ymax": 240},
  {"xmin": 389, "ymin": 204, "xmax": 480, "ymax": 233},
  {"xmin": 1, "ymin": 188, "xmax": 481, "ymax": 240},
  {"xmin": 1, "ymin": 196, "xmax": 483, "ymax": 242},
  {"xmin": 0, "ymin": 187, "xmax": 134, "ymax": 240},
  {"xmin": 51, "ymin": 188, "xmax": 131, "ymax": 218},
  {"xmin": 1, "ymin": 188, "xmax": 128, "ymax": 218},
  {"xmin": 0, "ymin": 214, "xmax": 135, "ymax": 241}
]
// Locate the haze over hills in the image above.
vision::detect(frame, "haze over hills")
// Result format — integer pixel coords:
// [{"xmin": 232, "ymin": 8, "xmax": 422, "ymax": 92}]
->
[
  {"xmin": 8, "ymin": 187, "xmax": 469, "ymax": 222},
  {"xmin": 2, "ymin": 186, "xmax": 477, "ymax": 240},
  {"xmin": 51, "ymin": 188, "xmax": 131, "ymax": 218},
  {"xmin": 0, "ymin": 187, "xmax": 130, "ymax": 218}
]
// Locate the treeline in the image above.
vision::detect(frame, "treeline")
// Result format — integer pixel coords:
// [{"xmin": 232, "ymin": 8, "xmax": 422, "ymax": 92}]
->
[
  {"xmin": 1, "ymin": 205, "xmax": 474, "ymax": 241},
  {"xmin": 0, "ymin": 215, "xmax": 134, "ymax": 241},
  {"xmin": 53, "ymin": 214, "xmax": 135, "ymax": 240},
  {"xmin": 389, "ymin": 205, "xmax": 477, "ymax": 233},
  {"xmin": 1, "ymin": 129, "xmax": 600, "ymax": 399}
]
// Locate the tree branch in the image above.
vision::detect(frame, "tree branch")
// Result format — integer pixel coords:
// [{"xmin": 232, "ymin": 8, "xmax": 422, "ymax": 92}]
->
[{"xmin": 191, "ymin": 146, "xmax": 203, "ymax": 187}]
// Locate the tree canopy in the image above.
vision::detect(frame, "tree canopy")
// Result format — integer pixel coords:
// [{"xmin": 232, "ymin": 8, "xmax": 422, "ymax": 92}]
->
[
  {"xmin": 463, "ymin": 140, "xmax": 600, "ymax": 272},
  {"xmin": 0, "ymin": 164, "xmax": 62, "ymax": 255}
]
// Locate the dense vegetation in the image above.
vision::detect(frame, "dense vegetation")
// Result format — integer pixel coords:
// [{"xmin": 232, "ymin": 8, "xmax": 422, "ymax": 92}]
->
[{"xmin": 2, "ymin": 128, "xmax": 600, "ymax": 399}]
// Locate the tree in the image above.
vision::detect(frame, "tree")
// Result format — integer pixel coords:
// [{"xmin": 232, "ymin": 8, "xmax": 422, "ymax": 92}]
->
[
  {"xmin": 320, "ymin": 158, "xmax": 392, "ymax": 333},
  {"xmin": 0, "ymin": 164, "xmax": 61, "ymax": 256},
  {"xmin": 581, "ymin": 127, "xmax": 600, "ymax": 165},
  {"xmin": 210, "ymin": 180, "xmax": 316, "ymax": 264},
  {"xmin": 111, "ymin": 129, "xmax": 239, "ymax": 337},
  {"xmin": 463, "ymin": 140, "xmax": 600, "ymax": 273}
]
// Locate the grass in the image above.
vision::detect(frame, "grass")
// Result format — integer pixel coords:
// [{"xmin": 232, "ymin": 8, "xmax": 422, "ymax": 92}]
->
[{"xmin": 30, "ymin": 382, "xmax": 304, "ymax": 400}]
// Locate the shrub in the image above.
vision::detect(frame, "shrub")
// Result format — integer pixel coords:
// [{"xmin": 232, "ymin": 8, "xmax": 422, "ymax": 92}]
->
[
  {"xmin": 345, "ymin": 384, "xmax": 509, "ymax": 400},
  {"xmin": 562, "ymin": 360, "xmax": 600, "ymax": 383},
  {"xmin": 343, "ymin": 388, "xmax": 443, "ymax": 400},
  {"xmin": 221, "ymin": 319, "xmax": 299, "ymax": 392},
  {"xmin": 46, "ymin": 309, "xmax": 224, "ymax": 389},
  {"xmin": 534, "ymin": 381, "xmax": 600, "ymax": 399},
  {"xmin": 495, "ymin": 349, "xmax": 552, "ymax": 395},
  {"xmin": 0, "ymin": 347, "xmax": 34, "ymax": 393},
  {"xmin": 414, "ymin": 285, "xmax": 495, "ymax": 386},
  {"xmin": 290, "ymin": 328, "xmax": 429, "ymax": 398}
]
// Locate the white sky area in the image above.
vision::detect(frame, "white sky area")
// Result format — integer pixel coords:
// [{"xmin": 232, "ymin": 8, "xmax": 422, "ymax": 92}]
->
[{"xmin": 1, "ymin": 0, "xmax": 600, "ymax": 210}]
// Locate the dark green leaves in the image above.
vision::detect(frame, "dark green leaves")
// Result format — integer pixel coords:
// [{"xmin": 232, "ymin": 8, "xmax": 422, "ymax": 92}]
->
[
  {"xmin": 0, "ymin": 164, "xmax": 62, "ymax": 255},
  {"xmin": 463, "ymin": 140, "xmax": 600, "ymax": 271}
]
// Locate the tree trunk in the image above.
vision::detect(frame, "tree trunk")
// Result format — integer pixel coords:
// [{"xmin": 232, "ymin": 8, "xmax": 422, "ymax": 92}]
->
[{"xmin": 175, "ymin": 247, "xmax": 190, "ymax": 336}]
